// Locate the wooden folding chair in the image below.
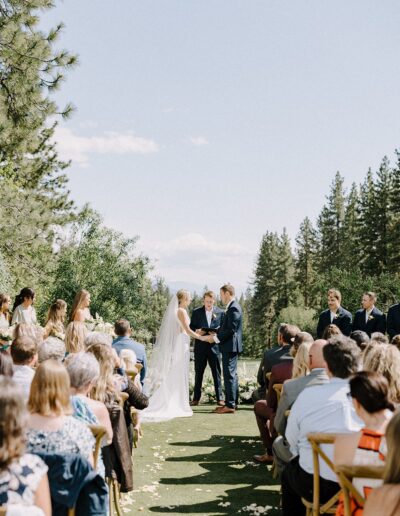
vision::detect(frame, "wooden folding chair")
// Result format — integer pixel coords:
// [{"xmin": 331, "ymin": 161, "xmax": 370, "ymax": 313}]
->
[
  {"xmin": 335, "ymin": 464, "xmax": 385, "ymax": 516},
  {"xmin": 0, "ymin": 508, "xmax": 7, "ymax": 516},
  {"xmin": 118, "ymin": 391, "xmax": 129, "ymax": 408},
  {"xmin": 301, "ymin": 433, "xmax": 341, "ymax": 516},
  {"xmin": 107, "ymin": 477, "xmax": 122, "ymax": 516},
  {"xmin": 88, "ymin": 424, "xmax": 107, "ymax": 470},
  {"xmin": 273, "ymin": 383, "xmax": 283, "ymax": 404}
]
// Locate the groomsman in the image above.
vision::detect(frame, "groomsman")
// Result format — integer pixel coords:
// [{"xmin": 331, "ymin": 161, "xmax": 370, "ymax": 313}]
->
[
  {"xmin": 190, "ymin": 291, "xmax": 224, "ymax": 406},
  {"xmin": 387, "ymin": 302, "xmax": 400, "ymax": 341},
  {"xmin": 352, "ymin": 292, "xmax": 386, "ymax": 337},
  {"xmin": 316, "ymin": 289, "xmax": 352, "ymax": 338}
]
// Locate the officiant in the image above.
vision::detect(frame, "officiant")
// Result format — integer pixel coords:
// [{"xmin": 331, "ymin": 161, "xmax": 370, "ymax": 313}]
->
[{"xmin": 190, "ymin": 291, "xmax": 225, "ymax": 406}]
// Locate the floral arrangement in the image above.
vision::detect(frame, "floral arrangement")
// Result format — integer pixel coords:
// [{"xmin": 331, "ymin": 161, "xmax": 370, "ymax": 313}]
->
[
  {"xmin": 0, "ymin": 325, "xmax": 16, "ymax": 342},
  {"xmin": 85, "ymin": 313, "xmax": 115, "ymax": 336},
  {"xmin": 189, "ymin": 375, "xmax": 258, "ymax": 404}
]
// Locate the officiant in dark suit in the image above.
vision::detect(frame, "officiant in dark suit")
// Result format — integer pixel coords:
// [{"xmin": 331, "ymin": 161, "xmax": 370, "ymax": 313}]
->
[
  {"xmin": 352, "ymin": 292, "xmax": 386, "ymax": 337},
  {"xmin": 190, "ymin": 291, "xmax": 224, "ymax": 406},
  {"xmin": 316, "ymin": 288, "xmax": 352, "ymax": 338}
]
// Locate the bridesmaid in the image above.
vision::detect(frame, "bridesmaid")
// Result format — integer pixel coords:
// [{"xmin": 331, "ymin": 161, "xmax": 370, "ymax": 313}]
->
[
  {"xmin": 70, "ymin": 290, "xmax": 92, "ymax": 323},
  {"xmin": 11, "ymin": 287, "xmax": 37, "ymax": 325},
  {"xmin": 0, "ymin": 293, "xmax": 11, "ymax": 329},
  {"xmin": 44, "ymin": 299, "xmax": 67, "ymax": 340}
]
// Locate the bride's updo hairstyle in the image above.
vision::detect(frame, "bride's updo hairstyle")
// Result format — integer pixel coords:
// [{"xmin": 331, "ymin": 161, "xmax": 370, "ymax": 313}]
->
[{"xmin": 177, "ymin": 290, "xmax": 190, "ymax": 305}]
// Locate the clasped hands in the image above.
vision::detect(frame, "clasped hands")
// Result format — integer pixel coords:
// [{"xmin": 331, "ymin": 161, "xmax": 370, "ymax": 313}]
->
[{"xmin": 195, "ymin": 328, "xmax": 216, "ymax": 343}]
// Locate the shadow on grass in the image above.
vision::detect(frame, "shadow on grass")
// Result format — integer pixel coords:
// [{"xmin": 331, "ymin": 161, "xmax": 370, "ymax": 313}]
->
[{"xmin": 147, "ymin": 433, "xmax": 281, "ymax": 514}]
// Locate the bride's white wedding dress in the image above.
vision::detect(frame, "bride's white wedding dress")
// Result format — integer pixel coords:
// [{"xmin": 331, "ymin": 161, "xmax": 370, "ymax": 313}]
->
[{"xmin": 141, "ymin": 296, "xmax": 193, "ymax": 422}]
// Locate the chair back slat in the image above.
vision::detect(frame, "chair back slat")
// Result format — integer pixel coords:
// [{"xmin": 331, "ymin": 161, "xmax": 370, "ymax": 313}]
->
[{"xmin": 88, "ymin": 424, "xmax": 107, "ymax": 470}]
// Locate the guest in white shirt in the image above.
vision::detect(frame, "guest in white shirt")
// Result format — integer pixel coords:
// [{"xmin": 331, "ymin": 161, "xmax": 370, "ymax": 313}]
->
[
  {"xmin": 11, "ymin": 336, "xmax": 38, "ymax": 400},
  {"xmin": 281, "ymin": 335, "xmax": 362, "ymax": 516},
  {"xmin": 11, "ymin": 287, "xmax": 37, "ymax": 325}
]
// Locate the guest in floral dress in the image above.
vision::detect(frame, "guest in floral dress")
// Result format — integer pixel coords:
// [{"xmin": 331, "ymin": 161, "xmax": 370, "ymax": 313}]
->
[
  {"xmin": 0, "ymin": 377, "xmax": 51, "ymax": 515},
  {"xmin": 26, "ymin": 359, "xmax": 95, "ymax": 466}
]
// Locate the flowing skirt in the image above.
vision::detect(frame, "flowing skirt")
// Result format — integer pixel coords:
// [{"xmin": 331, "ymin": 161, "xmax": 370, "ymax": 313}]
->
[{"xmin": 141, "ymin": 332, "xmax": 193, "ymax": 422}]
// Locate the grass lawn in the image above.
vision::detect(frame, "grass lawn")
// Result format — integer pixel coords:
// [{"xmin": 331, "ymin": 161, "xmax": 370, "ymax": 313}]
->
[{"xmin": 121, "ymin": 405, "xmax": 281, "ymax": 515}]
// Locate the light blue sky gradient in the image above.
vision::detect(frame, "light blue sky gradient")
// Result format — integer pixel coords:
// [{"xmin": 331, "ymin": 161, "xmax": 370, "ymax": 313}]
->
[{"xmin": 43, "ymin": 1, "xmax": 400, "ymax": 292}]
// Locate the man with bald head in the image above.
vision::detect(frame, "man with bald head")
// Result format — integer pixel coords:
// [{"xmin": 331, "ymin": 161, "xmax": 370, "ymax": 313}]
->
[{"xmin": 271, "ymin": 340, "xmax": 329, "ymax": 475}]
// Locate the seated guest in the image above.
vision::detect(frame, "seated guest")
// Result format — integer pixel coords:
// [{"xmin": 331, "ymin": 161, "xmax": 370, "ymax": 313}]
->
[
  {"xmin": 273, "ymin": 340, "xmax": 329, "ymax": 475},
  {"xmin": 387, "ymin": 301, "xmax": 400, "ymax": 341},
  {"xmin": 11, "ymin": 287, "xmax": 37, "ymax": 325},
  {"xmin": 350, "ymin": 330, "xmax": 370, "ymax": 352},
  {"xmin": 113, "ymin": 319, "xmax": 147, "ymax": 384},
  {"xmin": 254, "ymin": 323, "xmax": 300, "ymax": 400},
  {"xmin": 85, "ymin": 331, "xmax": 112, "ymax": 348},
  {"xmin": 11, "ymin": 336, "xmax": 38, "ymax": 400},
  {"xmin": 0, "ymin": 377, "xmax": 51, "ymax": 515},
  {"xmin": 317, "ymin": 288, "xmax": 352, "ymax": 338},
  {"xmin": 43, "ymin": 299, "xmax": 67, "ymax": 340},
  {"xmin": 0, "ymin": 352, "xmax": 14, "ymax": 377},
  {"xmin": 253, "ymin": 332, "xmax": 311, "ymax": 464},
  {"xmin": 65, "ymin": 321, "xmax": 88, "ymax": 354},
  {"xmin": 364, "ymin": 411, "xmax": 400, "ymax": 516},
  {"xmin": 38, "ymin": 337, "xmax": 66, "ymax": 363},
  {"xmin": 120, "ymin": 349, "xmax": 142, "ymax": 389},
  {"xmin": 282, "ymin": 335, "xmax": 362, "ymax": 516},
  {"xmin": 363, "ymin": 344, "xmax": 400, "ymax": 404},
  {"xmin": 26, "ymin": 360, "xmax": 95, "ymax": 466},
  {"xmin": 391, "ymin": 334, "xmax": 400, "ymax": 350},
  {"xmin": 335, "ymin": 371, "xmax": 394, "ymax": 515},
  {"xmin": 65, "ymin": 352, "xmax": 113, "ymax": 442},
  {"xmin": 370, "ymin": 332, "xmax": 389, "ymax": 345},
  {"xmin": 322, "ymin": 324, "xmax": 342, "ymax": 340},
  {"xmin": 352, "ymin": 292, "xmax": 386, "ymax": 337}
]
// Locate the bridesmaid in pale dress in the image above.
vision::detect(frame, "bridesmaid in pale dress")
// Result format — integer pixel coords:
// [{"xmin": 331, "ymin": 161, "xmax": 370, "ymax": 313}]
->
[
  {"xmin": 11, "ymin": 287, "xmax": 37, "ymax": 325},
  {"xmin": 0, "ymin": 293, "xmax": 11, "ymax": 329},
  {"xmin": 70, "ymin": 289, "xmax": 93, "ymax": 323}
]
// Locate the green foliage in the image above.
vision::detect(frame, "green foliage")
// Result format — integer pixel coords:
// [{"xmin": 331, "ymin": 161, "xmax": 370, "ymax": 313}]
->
[{"xmin": 276, "ymin": 305, "xmax": 317, "ymax": 337}]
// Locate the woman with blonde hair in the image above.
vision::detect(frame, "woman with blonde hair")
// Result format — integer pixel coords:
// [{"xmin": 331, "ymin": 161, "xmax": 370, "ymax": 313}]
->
[
  {"xmin": 0, "ymin": 377, "xmax": 51, "ymax": 515},
  {"xmin": 86, "ymin": 342, "xmax": 119, "ymax": 405},
  {"xmin": 363, "ymin": 344, "xmax": 400, "ymax": 404},
  {"xmin": 65, "ymin": 321, "xmax": 88, "ymax": 354},
  {"xmin": 70, "ymin": 289, "xmax": 92, "ymax": 323},
  {"xmin": 291, "ymin": 341, "xmax": 313, "ymax": 379},
  {"xmin": 0, "ymin": 292, "xmax": 11, "ymax": 329},
  {"xmin": 26, "ymin": 359, "xmax": 94, "ymax": 465},
  {"xmin": 364, "ymin": 410, "xmax": 400, "ymax": 516},
  {"xmin": 44, "ymin": 299, "xmax": 67, "ymax": 339}
]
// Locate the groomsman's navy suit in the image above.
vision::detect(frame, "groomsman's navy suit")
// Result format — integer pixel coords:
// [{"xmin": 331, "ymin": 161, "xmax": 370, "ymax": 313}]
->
[
  {"xmin": 352, "ymin": 307, "xmax": 386, "ymax": 337},
  {"xmin": 216, "ymin": 300, "xmax": 243, "ymax": 409},
  {"xmin": 387, "ymin": 303, "xmax": 400, "ymax": 341},
  {"xmin": 190, "ymin": 306, "xmax": 224, "ymax": 402},
  {"xmin": 316, "ymin": 306, "xmax": 352, "ymax": 339}
]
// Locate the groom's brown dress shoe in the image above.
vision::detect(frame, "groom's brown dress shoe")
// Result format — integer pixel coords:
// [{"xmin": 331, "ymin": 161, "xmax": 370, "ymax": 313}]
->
[
  {"xmin": 190, "ymin": 400, "xmax": 199, "ymax": 406},
  {"xmin": 213, "ymin": 406, "xmax": 235, "ymax": 414},
  {"xmin": 253, "ymin": 454, "xmax": 274, "ymax": 464}
]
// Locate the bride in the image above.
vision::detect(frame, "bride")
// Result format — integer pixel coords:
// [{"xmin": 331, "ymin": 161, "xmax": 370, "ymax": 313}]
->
[{"xmin": 141, "ymin": 289, "xmax": 208, "ymax": 422}]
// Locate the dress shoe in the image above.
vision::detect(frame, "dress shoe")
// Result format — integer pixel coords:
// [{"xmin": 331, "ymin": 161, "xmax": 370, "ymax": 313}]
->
[
  {"xmin": 253, "ymin": 454, "xmax": 274, "ymax": 464},
  {"xmin": 217, "ymin": 400, "xmax": 225, "ymax": 406},
  {"xmin": 213, "ymin": 406, "xmax": 235, "ymax": 414},
  {"xmin": 190, "ymin": 400, "xmax": 199, "ymax": 406}
]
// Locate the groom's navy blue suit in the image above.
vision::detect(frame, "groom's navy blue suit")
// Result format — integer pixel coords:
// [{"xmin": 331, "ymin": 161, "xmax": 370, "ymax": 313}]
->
[
  {"xmin": 190, "ymin": 306, "xmax": 224, "ymax": 402},
  {"xmin": 216, "ymin": 300, "xmax": 243, "ymax": 409}
]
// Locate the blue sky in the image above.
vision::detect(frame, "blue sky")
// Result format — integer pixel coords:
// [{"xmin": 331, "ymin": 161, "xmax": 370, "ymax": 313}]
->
[{"xmin": 44, "ymin": 1, "xmax": 400, "ymax": 293}]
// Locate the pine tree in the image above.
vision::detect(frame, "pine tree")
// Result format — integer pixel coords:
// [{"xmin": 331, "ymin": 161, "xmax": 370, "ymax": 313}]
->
[
  {"xmin": 341, "ymin": 183, "xmax": 361, "ymax": 270},
  {"xmin": 295, "ymin": 217, "xmax": 318, "ymax": 307},
  {"xmin": 275, "ymin": 228, "xmax": 296, "ymax": 314},
  {"xmin": 388, "ymin": 151, "xmax": 400, "ymax": 272},
  {"xmin": 316, "ymin": 172, "xmax": 346, "ymax": 273}
]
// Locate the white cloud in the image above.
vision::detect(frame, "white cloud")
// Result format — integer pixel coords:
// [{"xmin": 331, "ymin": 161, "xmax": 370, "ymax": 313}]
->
[
  {"xmin": 54, "ymin": 127, "xmax": 159, "ymax": 166},
  {"xmin": 142, "ymin": 233, "xmax": 253, "ymax": 293},
  {"xmin": 189, "ymin": 136, "xmax": 209, "ymax": 146}
]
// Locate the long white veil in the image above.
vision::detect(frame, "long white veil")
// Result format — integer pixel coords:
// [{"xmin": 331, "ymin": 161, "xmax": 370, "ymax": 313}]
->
[{"xmin": 143, "ymin": 294, "xmax": 180, "ymax": 397}]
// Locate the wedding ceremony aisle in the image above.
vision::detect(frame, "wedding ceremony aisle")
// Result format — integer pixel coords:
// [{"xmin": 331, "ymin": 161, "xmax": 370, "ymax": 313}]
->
[{"xmin": 122, "ymin": 406, "xmax": 281, "ymax": 515}]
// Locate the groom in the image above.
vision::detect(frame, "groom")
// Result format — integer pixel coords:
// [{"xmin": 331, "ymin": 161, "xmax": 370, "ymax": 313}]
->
[{"xmin": 205, "ymin": 283, "xmax": 243, "ymax": 414}]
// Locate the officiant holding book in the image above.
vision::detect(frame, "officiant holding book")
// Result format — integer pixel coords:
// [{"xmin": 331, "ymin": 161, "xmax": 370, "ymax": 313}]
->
[{"xmin": 190, "ymin": 291, "xmax": 224, "ymax": 406}]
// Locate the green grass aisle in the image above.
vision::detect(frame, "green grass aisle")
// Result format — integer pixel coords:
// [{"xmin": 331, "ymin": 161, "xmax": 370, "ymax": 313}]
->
[{"xmin": 121, "ymin": 405, "xmax": 281, "ymax": 515}]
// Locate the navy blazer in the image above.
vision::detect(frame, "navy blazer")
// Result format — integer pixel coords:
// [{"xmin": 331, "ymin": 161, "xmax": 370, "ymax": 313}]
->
[
  {"xmin": 316, "ymin": 306, "xmax": 352, "ymax": 338},
  {"xmin": 190, "ymin": 306, "xmax": 224, "ymax": 353},
  {"xmin": 352, "ymin": 307, "xmax": 386, "ymax": 337},
  {"xmin": 387, "ymin": 303, "xmax": 400, "ymax": 341},
  {"xmin": 216, "ymin": 300, "xmax": 243, "ymax": 353}
]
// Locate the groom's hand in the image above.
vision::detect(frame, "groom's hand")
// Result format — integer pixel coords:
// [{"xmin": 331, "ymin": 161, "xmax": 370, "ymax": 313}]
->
[{"xmin": 205, "ymin": 335, "xmax": 215, "ymax": 343}]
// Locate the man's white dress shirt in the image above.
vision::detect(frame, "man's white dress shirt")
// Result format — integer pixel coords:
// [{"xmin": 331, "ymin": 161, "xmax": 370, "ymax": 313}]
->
[
  {"xmin": 205, "ymin": 309, "xmax": 212, "ymax": 327},
  {"xmin": 13, "ymin": 364, "xmax": 35, "ymax": 400},
  {"xmin": 286, "ymin": 378, "xmax": 363, "ymax": 482}
]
